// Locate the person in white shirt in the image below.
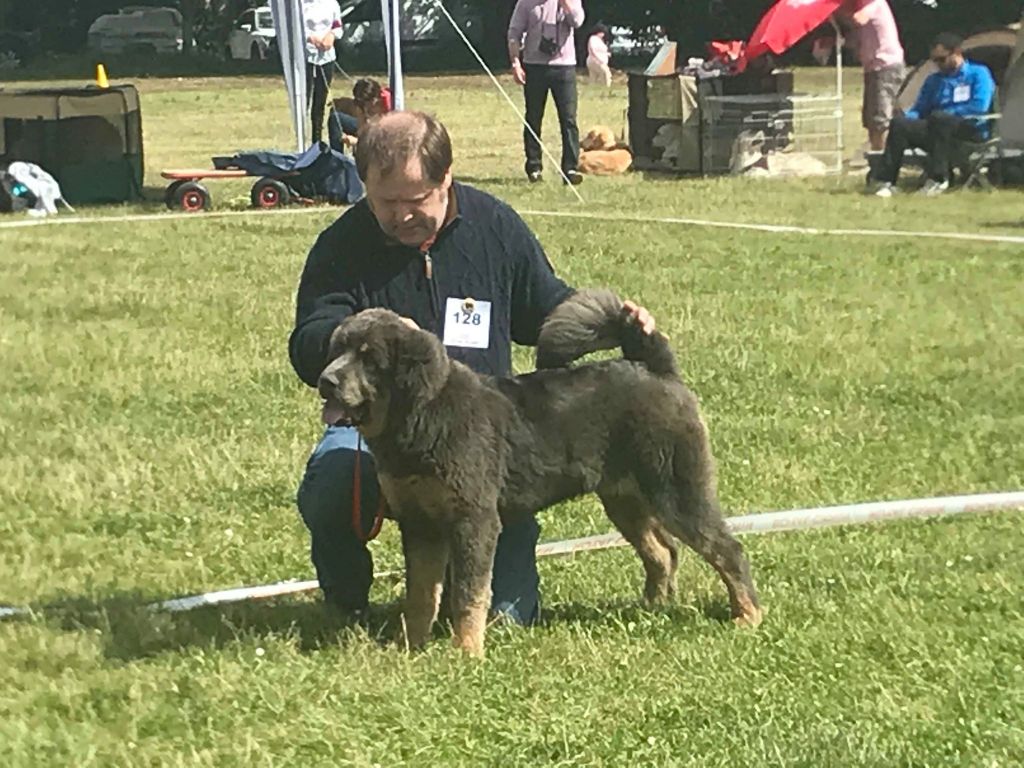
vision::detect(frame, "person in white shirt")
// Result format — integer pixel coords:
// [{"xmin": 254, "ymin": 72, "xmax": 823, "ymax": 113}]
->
[
  {"xmin": 586, "ymin": 24, "xmax": 611, "ymax": 87},
  {"xmin": 302, "ymin": 0, "xmax": 343, "ymax": 144}
]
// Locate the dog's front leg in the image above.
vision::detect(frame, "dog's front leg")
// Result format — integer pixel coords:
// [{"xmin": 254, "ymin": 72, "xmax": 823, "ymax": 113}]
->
[
  {"xmin": 448, "ymin": 507, "xmax": 500, "ymax": 658},
  {"xmin": 399, "ymin": 519, "xmax": 449, "ymax": 650}
]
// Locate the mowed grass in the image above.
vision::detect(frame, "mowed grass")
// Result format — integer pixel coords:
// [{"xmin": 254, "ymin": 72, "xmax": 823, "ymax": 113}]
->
[{"xmin": 1, "ymin": 70, "xmax": 1023, "ymax": 766}]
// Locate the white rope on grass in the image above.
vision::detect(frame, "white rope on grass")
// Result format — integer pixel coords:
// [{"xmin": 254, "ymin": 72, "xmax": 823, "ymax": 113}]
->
[
  {"xmin": 519, "ymin": 208, "xmax": 1024, "ymax": 247},
  {"xmin": 3, "ymin": 204, "xmax": 1024, "ymax": 247},
  {"xmin": 1, "ymin": 491, "xmax": 1020, "ymax": 619},
  {"xmin": 431, "ymin": 0, "xmax": 585, "ymax": 201}
]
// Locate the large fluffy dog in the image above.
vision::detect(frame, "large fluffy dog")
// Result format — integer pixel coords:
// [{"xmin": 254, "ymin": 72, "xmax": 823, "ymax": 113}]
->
[{"xmin": 318, "ymin": 290, "xmax": 761, "ymax": 655}]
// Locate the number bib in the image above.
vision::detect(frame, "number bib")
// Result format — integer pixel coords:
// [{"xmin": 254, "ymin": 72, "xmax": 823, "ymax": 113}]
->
[
  {"xmin": 443, "ymin": 297, "xmax": 491, "ymax": 349},
  {"xmin": 953, "ymin": 84, "xmax": 971, "ymax": 103}
]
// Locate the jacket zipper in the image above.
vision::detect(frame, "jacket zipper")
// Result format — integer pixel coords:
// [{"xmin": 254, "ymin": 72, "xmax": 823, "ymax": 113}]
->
[{"xmin": 422, "ymin": 250, "xmax": 440, "ymax": 328}]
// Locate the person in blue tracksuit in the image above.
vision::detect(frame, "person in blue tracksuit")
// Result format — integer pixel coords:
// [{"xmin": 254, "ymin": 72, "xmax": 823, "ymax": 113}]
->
[
  {"xmin": 289, "ymin": 110, "xmax": 655, "ymax": 625},
  {"xmin": 873, "ymin": 32, "xmax": 996, "ymax": 197}
]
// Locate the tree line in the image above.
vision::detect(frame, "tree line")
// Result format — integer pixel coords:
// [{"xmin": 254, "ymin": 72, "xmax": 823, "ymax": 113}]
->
[{"xmin": 2, "ymin": 0, "xmax": 1021, "ymax": 65}]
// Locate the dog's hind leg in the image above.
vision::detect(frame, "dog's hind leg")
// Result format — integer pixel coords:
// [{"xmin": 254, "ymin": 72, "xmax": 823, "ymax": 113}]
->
[
  {"xmin": 448, "ymin": 507, "xmax": 500, "ymax": 657},
  {"xmin": 399, "ymin": 519, "xmax": 450, "ymax": 650},
  {"xmin": 599, "ymin": 491, "xmax": 679, "ymax": 605},
  {"xmin": 663, "ymin": 485, "xmax": 762, "ymax": 627}
]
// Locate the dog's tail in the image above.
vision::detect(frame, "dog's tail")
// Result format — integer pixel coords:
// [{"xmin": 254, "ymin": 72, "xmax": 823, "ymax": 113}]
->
[{"xmin": 536, "ymin": 289, "xmax": 678, "ymax": 378}]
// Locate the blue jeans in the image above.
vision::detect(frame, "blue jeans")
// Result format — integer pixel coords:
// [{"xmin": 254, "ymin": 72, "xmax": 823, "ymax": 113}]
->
[
  {"xmin": 327, "ymin": 109, "xmax": 359, "ymax": 154},
  {"xmin": 297, "ymin": 425, "xmax": 541, "ymax": 625}
]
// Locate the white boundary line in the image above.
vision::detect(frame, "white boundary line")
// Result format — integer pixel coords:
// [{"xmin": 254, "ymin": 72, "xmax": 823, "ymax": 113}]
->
[
  {"xmin": 1, "ymin": 491, "xmax": 1020, "ymax": 619},
  {"xmin": 2, "ymin": 204, "xmax": 1023, "ymax": 246},
  {"xmin": 0, "ymin": 205, "xmax": 339, "ymax": 230},
  {"xmin": 519, "ymin": 209, "xmax": 1024, "ymax": 246}
]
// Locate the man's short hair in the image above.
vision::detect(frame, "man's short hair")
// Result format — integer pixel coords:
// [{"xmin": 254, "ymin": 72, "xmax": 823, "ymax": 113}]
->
[
  {"xmin": 352, "ymin": 77, "xmax": 382, "ymax": 107},
  {"xmin": 355, "ymin": 111, "xmax": 453, "ymax": 185},
  {"xmin": 932, "ymin": 32, "xmax": 963, "ymax": 52}
]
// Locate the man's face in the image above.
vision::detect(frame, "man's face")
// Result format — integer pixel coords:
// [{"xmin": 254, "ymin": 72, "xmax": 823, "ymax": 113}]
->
[
  {"xmin": 365, "ymin": 158, "xmax": 452, "ymax": 247},
  {"xmin": 931, "ymin": 44, "xmax": 963, "ymax": 75}
]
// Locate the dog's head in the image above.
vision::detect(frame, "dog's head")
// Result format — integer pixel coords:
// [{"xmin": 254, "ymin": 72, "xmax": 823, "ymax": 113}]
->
[
  {"xmin": 317, "ymin": 310, "xmax": 450, "ymax": 438},
  {"xmin": 581, "ymin": 125, "xmax": 617, "ymax": 152},
  {"xmin": 729, "ymin": 129, "xmax": 766, "ymax": 174}
]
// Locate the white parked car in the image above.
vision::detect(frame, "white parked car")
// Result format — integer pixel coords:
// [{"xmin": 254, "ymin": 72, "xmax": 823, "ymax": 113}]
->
[
  {"xmin": 87, "ymin": 6, "xmax": 184, "ymax": 55},
  {"xmin": 228, "ymin": 6, "xmax": 276, "ymax": 61}
]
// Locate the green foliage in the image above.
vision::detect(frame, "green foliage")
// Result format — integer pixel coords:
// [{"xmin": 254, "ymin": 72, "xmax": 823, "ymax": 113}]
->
[{"xmin": 0, "ymin": 70, "xmax": 1022, "ymax": 766}]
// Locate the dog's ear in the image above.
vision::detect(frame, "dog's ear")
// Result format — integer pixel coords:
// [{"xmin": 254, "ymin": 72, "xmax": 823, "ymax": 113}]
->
[{"xmin": 391, "ymin": 327, "xmax": 450, "ymax": 403}]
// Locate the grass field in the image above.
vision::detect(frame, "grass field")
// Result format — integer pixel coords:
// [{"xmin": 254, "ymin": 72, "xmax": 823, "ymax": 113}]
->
[{"xmin": 1, "ymin": 68, "xmax": 1023, "ymax": 766}]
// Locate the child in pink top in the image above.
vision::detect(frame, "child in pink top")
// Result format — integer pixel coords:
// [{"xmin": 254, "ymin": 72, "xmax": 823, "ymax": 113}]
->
[{"xmin": 587, "ymin": 25, "xmax": 611, "ymax": 87}]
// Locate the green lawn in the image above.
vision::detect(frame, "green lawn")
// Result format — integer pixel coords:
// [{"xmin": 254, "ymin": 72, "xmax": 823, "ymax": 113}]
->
[{"xmin": 0, "ymin": 70, "xmax": 1022, "ymax": 767}]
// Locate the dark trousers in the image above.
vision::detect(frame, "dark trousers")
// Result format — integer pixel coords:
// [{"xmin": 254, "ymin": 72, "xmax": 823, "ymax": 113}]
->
[
  {"xmin": 523, "ymin": 63, "xmax": 580, "ymax": 175},
  {"xmin": 297, "ymin": 426, "xmax": 542, "ymax": 625},
  {"xmin": 878, "ymin": 112, "xmax": 982, "ymax": 184},
  {"xmin": 327, "ymin": 109, "xmax": 359, "ymax": 153},
  {"xmin": 305, "ymin": 62, "xmax": 334, "ymax": 144}
]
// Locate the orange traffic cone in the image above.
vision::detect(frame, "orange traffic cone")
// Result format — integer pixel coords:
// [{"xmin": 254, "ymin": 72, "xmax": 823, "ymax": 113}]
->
[{"xmin": 95, "ymin": 63, "xmax": 109, "ymax": 88}]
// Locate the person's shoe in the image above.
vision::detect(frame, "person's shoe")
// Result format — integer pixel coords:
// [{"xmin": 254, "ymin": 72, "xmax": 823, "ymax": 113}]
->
[
  {"xmin": 919, "ymin": 178, "xmax": 949, "ymax": 197},
  {"xmin": 563, "ymin": 169, "xmax": 584, "ymax": 185},
  {"xmin": 873, "ymin": 182, "xmax": 896, "ymax": 198},
  {"xmin": 323, "ymin": 588, "xmax": 368, "ymax": 622},
  {"xmin": 526, "ymin": 169, "xmax": 543, "ymax": 183},
  {"xmin": 491, "ymin": 597, "xmax": 541, "ymax": 628}
]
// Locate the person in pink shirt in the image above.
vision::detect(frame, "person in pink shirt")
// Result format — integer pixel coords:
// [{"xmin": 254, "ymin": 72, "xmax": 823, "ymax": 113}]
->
[
  {"xmin": 836, "ymin": 0, "xmax": 906, "ymax": 151},
  {"xmin": 508, "ymin": 0, "xmax": 586, "ymax": 184},
  {"xmin": 587, "ymin": 23, "xmax": 612, "ymax": 87}
]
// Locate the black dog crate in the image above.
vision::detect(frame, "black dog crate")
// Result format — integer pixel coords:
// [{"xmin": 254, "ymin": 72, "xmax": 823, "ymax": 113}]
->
[
  {"xmin": 0, "ymin": 85, "xmax": 143, "ymax": 204},
  {"xmin": 627, "ymin": 69, "xmax": 794, "ymax": 175}
]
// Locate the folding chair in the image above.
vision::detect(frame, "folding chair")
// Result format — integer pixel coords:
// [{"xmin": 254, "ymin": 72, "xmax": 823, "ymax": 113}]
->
[{"xmin": 954, "ymin": 113, "xmax": 1003, "ymax": 189}]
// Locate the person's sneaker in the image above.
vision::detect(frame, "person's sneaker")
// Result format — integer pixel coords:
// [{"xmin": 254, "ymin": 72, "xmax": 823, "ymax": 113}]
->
[
  {"xmin": 874, "ymin": 182, "xmax": 896, "ymax": 198},
  {"xmin": 526, "ymin": 169, "xmax": 543, "ymax": 183},
  {"xmin": 563, "ymin": 169, "xmax": 584, "ymax": 185},
  {"xmin": 919, "ymin": 178, "xmax": 949, "ymax": 197}
]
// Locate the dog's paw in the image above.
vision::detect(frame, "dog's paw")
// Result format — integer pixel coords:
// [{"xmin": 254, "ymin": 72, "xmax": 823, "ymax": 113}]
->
[
  {"xmin": 732, "ymin": 605, "xmax": 764, "ymax": 629},
  {"xmin": 451, "ymin": 634, "xmax": 486, "ymax": 659}
]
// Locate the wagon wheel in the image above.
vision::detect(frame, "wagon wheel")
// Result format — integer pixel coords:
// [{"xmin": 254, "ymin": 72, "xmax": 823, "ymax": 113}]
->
[
  {"xmin": 250, "ymin": 177, "xmax": 291, "ymax": 209},
  {"xmin": 164, "ymin": 179, "xmax": 186, "ymax": 209},
  {"xmin": 174, "ymin": 181, "xmax": 211, "ymax": 213}
]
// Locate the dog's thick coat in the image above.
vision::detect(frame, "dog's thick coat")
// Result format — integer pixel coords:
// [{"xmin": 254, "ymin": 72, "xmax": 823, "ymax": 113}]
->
[{"xmin": 319, "ymin": 290, "xmax": 761, "ymax": 655}]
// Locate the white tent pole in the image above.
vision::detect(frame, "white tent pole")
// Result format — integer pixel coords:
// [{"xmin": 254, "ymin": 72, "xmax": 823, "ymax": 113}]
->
[
  {"xmin": 270, "ymin": 0, "xmax": 308, "ymax": 151},
  {"xmin": 381, "ymin": 0, "xmax": 405, "ymax": 110},
  {"xmin": 831, "ymin": 17, "xmax": 844, "ymax": 172}
]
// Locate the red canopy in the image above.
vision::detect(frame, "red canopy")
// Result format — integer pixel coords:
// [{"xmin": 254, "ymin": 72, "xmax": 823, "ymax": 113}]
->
[{"xmin": 745, "ymin": 0, "xmax": 844, "ymax": 61}]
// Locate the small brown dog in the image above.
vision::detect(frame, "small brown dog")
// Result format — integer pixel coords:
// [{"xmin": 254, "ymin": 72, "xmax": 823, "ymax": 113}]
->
[{"xmin": 579, "ymin": 125, "xmax": 632, "ymax": 175}]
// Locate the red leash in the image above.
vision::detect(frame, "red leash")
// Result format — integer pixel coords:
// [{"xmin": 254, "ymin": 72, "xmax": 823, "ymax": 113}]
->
[{"xmin": 352, "ymin": 433, "xmax": 385, "ymax": 542}]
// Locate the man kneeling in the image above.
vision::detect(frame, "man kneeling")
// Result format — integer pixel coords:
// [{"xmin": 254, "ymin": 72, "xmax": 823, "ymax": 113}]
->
[{"xmin": 872, "ymin": 32, "xmax": 995, "ymax": 198}]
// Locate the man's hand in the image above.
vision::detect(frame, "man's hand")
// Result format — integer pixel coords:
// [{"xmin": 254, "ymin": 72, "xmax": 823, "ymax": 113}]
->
[
  {"xmin": 399, "ymin": 316, "xmax": 419, "ymax": 330},
  {"xmin": 623, "ymin": 300, "xmax": 656, "ymax": 335},
  {"xmin": 512, "ymin": 59, "xmax": 527, "ymax": 86}
]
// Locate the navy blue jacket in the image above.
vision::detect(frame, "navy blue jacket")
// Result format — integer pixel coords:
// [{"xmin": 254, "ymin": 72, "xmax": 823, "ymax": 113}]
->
[{"xmin": 289, "ymin": 182, "xmax": 573, "ymax": 387}]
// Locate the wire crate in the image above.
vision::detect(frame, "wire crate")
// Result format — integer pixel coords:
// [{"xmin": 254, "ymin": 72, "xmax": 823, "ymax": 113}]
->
[{"xmin": 700, "ymin": 92, "xmax": 843, "ymax": 176}]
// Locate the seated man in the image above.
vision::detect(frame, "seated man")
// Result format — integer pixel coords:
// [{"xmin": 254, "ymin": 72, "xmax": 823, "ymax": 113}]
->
[{"xmin": 873, "ymin": 32, "xmax": 995, "ymax": 197}]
